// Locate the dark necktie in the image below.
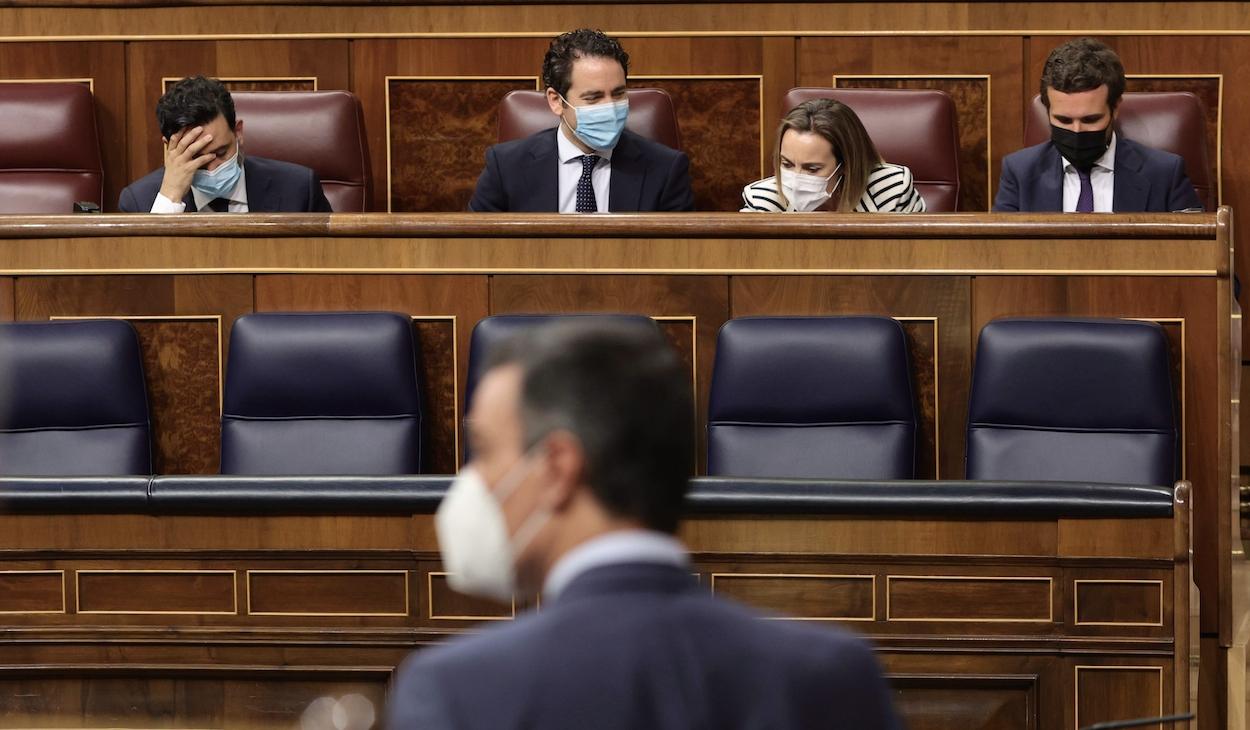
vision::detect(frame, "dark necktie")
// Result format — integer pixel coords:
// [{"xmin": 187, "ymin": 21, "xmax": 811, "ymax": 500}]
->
[
  {"xmin": 207, "ymin": 197, "xmax": 230, "ymax": 213},
  {"xmin": 1075, "ymin": 168, "xmax": 1094, "ymax": 212},
  {"xmin": 575, "ymin": 155, "xmax": 599, "ymax": 213}
]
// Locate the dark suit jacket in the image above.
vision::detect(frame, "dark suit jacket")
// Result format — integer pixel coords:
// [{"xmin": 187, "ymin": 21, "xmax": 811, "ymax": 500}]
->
[
  {"xmin": 468, "ymin": 128, "xmax": 695, "ymax": 212},
  {"xmin": 993, "ymin": 137, "xmax": 1201, "ymax": 212},
  {"xmin": 118, "ymin": 156, "xmax": 333, "ymax": 213},
  {"xmin": 385, "ymin": 562, "xmax": 902, "ymax": 730}
]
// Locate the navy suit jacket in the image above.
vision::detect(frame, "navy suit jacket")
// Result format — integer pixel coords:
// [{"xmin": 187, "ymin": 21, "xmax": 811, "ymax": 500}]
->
[
  {"xmin": 468, "ymin": 128, "xmax": 695, "ymax": 212},
  {"xmin": 385, "ymin": 562, "xmax": 902, "ymax": 730},
  {"xmin": 993, "ymin": 137, "xmax": 1201, "ymax": 212},
  {"xmin": 118, "ymin": 156, "xmax": 333, "ymax": 213}
]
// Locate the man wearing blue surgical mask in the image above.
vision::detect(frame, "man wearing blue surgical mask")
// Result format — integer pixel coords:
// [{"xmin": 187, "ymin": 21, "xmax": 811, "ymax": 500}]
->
[
  {"xmin": 119, "ymin": 76, "xmax": 332, "ymax": 213},
  {"xmin": 469, "ymin": 29, "xmax": 694, "ymax": 212}
]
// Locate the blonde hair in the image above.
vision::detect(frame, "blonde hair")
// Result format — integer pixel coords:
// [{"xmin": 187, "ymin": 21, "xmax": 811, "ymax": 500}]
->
[{"xmin": 773, "ymin": 99, "xmax": 883, "ymax": 212}]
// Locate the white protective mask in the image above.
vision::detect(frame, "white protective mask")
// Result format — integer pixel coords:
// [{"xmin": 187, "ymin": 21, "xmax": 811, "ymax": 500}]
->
[
  {"xmin": 434, "ymin": 454, "xmax": 552, "ymax": 603},
  {"xmin": 779, "ymin": 164, "xmax": 842, "ymax": 212}
]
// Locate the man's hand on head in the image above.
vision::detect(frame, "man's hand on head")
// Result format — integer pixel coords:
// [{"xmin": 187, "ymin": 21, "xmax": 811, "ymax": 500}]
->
[{"xmin": 158, "ymin": 126, "xmax": 216, "ymax": 203}]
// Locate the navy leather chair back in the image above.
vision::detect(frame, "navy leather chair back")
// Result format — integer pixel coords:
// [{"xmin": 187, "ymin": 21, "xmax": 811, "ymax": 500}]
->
[
  {"xmin": 0, "ymin": 320, "xmax": 151, "ymax": 475},
  {"xmin": 464, "ymin": 314, "xmax": 659, "ymax": 461},
  {"xmin": 221, "ymin": 312, "xmax": 422, "ymax": 475},
  {"xmin": 707, "ymin": 316, "xmax": 917, "ymax": 479},
  {"xmin": 966, "ymin": 318, "xmax": 1177, "ymax": 486}
]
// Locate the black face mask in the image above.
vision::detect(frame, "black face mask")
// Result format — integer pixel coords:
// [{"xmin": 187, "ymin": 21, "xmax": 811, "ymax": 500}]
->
[{"xmin": 1050, "ymin": 124, "xmax": 1111, "ymax": 171}]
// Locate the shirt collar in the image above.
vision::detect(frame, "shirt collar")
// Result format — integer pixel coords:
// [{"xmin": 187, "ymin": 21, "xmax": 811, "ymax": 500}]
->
[
  {"xmin": 191, "ymin": 159, "xmax": 249, "ymax": 210},
  {"xmin": 543, "ymin": 528, "xmax": 688, "ymax": 600},
  {"xmin": 1062, "ymin": 131, "xmax": 1117, "ymax": 173},
  {"xmin": 556, "ymin": 121, "xmax": 614, "ymax": 164}
]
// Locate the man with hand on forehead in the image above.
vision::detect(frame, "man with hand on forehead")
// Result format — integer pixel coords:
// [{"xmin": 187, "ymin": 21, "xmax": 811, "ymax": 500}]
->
[
  {"xmin": 119, "ymin": 76, "xmax": 332, "ymax": 213},
  {"xmin": 469, "ymin": 29, "xmax": 694, "ymax": 212}
]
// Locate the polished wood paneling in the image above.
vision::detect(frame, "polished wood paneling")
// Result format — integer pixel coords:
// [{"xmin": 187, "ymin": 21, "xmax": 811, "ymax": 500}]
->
[
  {"xmin": 490, "ymin": 274, "xmax": 729, "ymax": 474},
  {"xmin": 0, "ymin": 278, "xmax": 12, "ymax": 321},
  {"xmin": 163, "ymin": 78, "xmax": 317, "ymax": 93},
  {"xmin": 125, "ymin": 40, "xmax": 351, "ymax": 186},
  {"xmin": 891, "ymin": 675, "xmax": 1038, "ymax": 730},
  {"xmin": 1075, "ymin": 580, "xmax": 1164, "ymax": 626},
  {"xmin": 0, "ymin": 42, "xmax": 127, "ymax": 213},
  {"xmin": 1076, "ymin": 665, "xmax": 1165, "ymax": 729},
  {"xmin": 248, "ymin": 571, "xmax": 408, "ymax": 616},
  {"xmin": 729, "ymin": 275, "xmax": 969, "ymax": 479},
  {"xmin": 834, "ymin": 76, "xmax": 989, "ymax": 213},
  {"xmin": 710, "ymin": 573, "xmax": 875, "ymax": 620},
  {"xmin": 253, "ymin": 274, "xmax": 489, "ymax": 474},
  {"xmin": 386, "ymin": 78, "xmax": 536, "ymax": 212},
  {"xmin": 76, "ymin": 571, "xmax": 236, "ymax": 614},
  {"xmin": 426, "ymin": 570, "xmax": 513, "ymax": 620},
  {"xmin": 797, "ymin": 37, "xmax": 1023, "ymax": 211},
  {"xmin": 887, "ymin": 576, "xmax": 1052, "ymax": 622},
  {"xmin": 0, "ymin": 572, "xmax": 63, "ymax": 613}
]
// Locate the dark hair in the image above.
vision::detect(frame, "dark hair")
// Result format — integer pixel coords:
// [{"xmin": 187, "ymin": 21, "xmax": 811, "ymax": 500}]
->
[
  {"xmin": 774, "ymin": 99, "xmax": 883, "ymax": 212},
  {"xmin": 542, "ymin": 29, "xmax": 630, "ymax": 98},
  {"xmin": 487, "ymin": 319, "xmax": 692, "ymax": 533},
  {"xmin": 156, "ymin": 76, "xmax": 236, "ymax": 140},
  {"xmin": 1040, "ymin": 38, "xmax": 1125, "ymax": 111}
]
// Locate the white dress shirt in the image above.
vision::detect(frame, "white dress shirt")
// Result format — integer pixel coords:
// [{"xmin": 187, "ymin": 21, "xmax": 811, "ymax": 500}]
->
[
  {"xmin": 1062, "ymin": 132, "xmax": 1116, "ymax": 213},
  {"xmin": 542, "ymin": 528, "xmax": 689, "ymax": 600},
  {"xmin": 150, "ymin": 166, "xmax": 250, "ymax": 213},
  {"xmin": 556, "ymin": 123, "xmax": 613, "ymax": 213}
]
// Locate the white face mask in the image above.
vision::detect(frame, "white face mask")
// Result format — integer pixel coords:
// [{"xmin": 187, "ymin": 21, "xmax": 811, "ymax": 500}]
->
[
  {"xmin": 434, "ymin": 453, "xmax": 552, "ymax": 603},
  {"xmin": 779, "ymin": 164, "xmax": 842, "ymax": 212}
]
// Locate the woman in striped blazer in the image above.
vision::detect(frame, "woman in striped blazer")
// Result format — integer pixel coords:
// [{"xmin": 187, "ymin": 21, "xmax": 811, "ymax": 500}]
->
[{"xmin": 741, "ymin": 98, "xmax": 926, "ymax": 214}]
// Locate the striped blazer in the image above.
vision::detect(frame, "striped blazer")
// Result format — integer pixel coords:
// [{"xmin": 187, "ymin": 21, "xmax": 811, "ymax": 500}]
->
[{"xmin": 740, "ymin": 163, "xmax": 927, "ymax": 213}]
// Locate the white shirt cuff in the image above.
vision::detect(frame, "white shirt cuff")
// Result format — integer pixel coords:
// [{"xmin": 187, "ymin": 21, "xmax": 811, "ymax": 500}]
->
[{"xmin": 150, "ymin": 192, "xmax": 187, "ymax": 214}]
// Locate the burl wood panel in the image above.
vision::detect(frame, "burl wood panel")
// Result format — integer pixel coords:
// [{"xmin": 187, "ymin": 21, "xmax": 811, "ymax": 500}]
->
[
  {"xmin": 0, "ymin": 42, "xmax": 128, "ymax": 213},
  {"xmin": 971, "ymin": 276, "xmax": 1217, "ymax": 632},
  {"xmin": 729, "ymin": 276, "xmax": 970, "ymax": 479},
  {"xmin": 125, "ymin": 40, "xmax": 351, "ymax": 184},
  {"xmin": 248, "ymin": 571, "xmax": 408, "ymax": 616},
  {"xmin": 490, "ymin": 275, "xmax": 730, "ymax": 474},
  {"xmin": 891, "ymin": 675, "xmax": 1038, "ymax": 730},
  {"xmin": 254, "ymin": 274, "xmax": 490, "ymax": 474},
  {"xmin": 386, "ymin": 78, "xmax": 537, "ymax": 212},
  {"xmin": 1075, "ymin": 666, "xmax": 1165, "ymax": 728},
  {"xmin": 797, "ymin": 37, "xmax": 1024, "ymax": 212},
  {"xmin": 632, "ymin": 77, "xmax": 761, "ymax": 212},
  {"xmin": 834, "ymin": 76, "xmax": 990, "ymax": 213},
  {"xmin": 1075, "ymin": 581, "xmax": 1164, "ymax": 626},
  {"xmin": 0, "ymin": 572, "xmax": 63, "ymax": 613},
  {"xmin": 163, "ymin": 78, "xmax": 317, "ymax": 93},
  {"xmin": 76, "ymin": 571, "xmax": 236, "ymax": 614},
  {"xmin": 887, "ymin": 577, "xmax": 1053, "ymax": 622},
  {"xmin": 710, "ymin": 574, "xmax": 874, "ymax": 620}
]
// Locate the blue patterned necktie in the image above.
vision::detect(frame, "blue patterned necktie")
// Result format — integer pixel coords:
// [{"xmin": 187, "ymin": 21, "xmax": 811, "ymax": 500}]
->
[
  {"xmin": 575, "ymin": 154, "xmax": 600, "ymax": 213},
  {"xmin": 1076, "ymin": 168, "xmax": 1094, "ymax": 212}
]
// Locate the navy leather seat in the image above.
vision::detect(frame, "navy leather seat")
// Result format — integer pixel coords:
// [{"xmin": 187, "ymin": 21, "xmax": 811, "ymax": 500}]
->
[
  {"xmin": 966, "ymin": 318, "xmax": 1177, "ymax": 486},
  {"xmin": 220, "ymin": 312, "xmax": 422, "ymax": 475},
  {"xmin": 707, "ymin": 316, "xmax": 917, "ymax": 479},
  {"xmin": 465, "ymin": 314, "xmax": 659, "ymax": 460},
  {"xmin": 0, "ymin": 320, "xmax": 151, "ymax": 475}
]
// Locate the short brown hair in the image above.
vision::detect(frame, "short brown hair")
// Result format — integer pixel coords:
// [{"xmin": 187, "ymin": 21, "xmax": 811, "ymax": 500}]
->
[
  {"xmin": 773, "ymin": 99, "xmax": 883, "ymax": 212},
  {"xmin": 1040, "ymin": 38, "xmax": 1125, "ymax": 111},
  {"xmin": 542, "ymin": 29, "xmax": 630, "ymax": 98}
]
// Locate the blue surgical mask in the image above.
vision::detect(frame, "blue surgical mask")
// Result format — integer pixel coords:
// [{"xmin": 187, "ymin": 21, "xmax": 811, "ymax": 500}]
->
[
  {"xmin": 561, "ymin": 95, "xmax": 629, "ymax": 151},
  {"xmin": 192, "ymin": 143, "xmax": 243, "ymax": 200}
]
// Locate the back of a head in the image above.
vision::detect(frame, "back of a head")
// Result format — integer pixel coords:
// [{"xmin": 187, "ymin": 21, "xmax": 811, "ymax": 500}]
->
[
  {"xmin": 775, "ymin": 98, "xmax": 882, "ymax": 212},
  {"xmin": 489, "ymin": 320, "xmax": 693, "ymax": 533},
  {"xmin": 1040, "ymin": 37, "xmax": 1125, "ymax": 109},
  {"xmin": 157, "ymin": 76, "xmax": 236, "ymax": 139}
]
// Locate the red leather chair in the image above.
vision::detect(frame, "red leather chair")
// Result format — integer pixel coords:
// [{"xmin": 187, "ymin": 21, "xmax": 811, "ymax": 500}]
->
[
  {"xmin": 782, "ymin": 88, "xmax": 961, "ymax": 212},
  {"xmin": 1023, "ymin": 92, "xmax": 1213, "ymax": 211},
  {"xmin": 231, "ymin": 91, "xmax": 371, "ymax": 212},
  {"xmin": 497, "ymin": 89, "xmax": 682, "ymax": 150},
  {"xmin": 0, "ymin": 82, "xmax": 103, "ymax": 214}
]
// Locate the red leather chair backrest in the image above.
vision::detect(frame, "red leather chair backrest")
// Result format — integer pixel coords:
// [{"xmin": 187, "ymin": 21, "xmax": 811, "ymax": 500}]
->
[
  {"xmin": 0, "ymin": 83, "xmax": 103, "ymax": 214},
  {"xmin": 1024, "ymin": 92, "xmax": 1213, "ymax": 211},
  {"xmin": 231, "ymin": 91, "xmax": 371, "ymax": 212},
  {"xmin": 781, "ymin": 88, "xmax": 961, "ymax": 212},
  {"xmin": 497, "ymin": 89, "xmax": 682, "ymax": 150}
]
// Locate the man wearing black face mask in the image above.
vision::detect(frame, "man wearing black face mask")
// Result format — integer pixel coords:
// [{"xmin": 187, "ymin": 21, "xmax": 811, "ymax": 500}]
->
[{"xmin": 993, "ymin": 38, "xmax": 1200, "ymax": 212}]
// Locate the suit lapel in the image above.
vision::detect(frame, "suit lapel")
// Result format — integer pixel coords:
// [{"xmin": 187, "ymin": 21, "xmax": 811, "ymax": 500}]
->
[
  {"xmin": 244, "ymin": 158, "xmax": 276, "ymax": 212},
  {"xmin": 1033, "ymin": 144, "xmax": 1064, "ymax": 212},
  {"xmin": 608, "ymin": 133, "xmax": 644, "ymax": 212},
  {"xmin": 1112, "ymin": 139, "xmax": 1150, "ymax": 212},
  {"xmin": 182, "ymin": 191, "xmax": 198, "ymax": 212},
  {"xmin": 523, "ymin": 130, "xmax": 560, "ymax": 212}
]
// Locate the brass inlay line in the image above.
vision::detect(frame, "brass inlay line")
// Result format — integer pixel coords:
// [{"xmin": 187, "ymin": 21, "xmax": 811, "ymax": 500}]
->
[
  {"xmin": 0, "ymin": 570, "xmax": 66, "ymax": 615},
  {"xmin": 1073, "ymin": 579, "xmax": 1165, "ymax": 627},
  {"xmin": 74, "ymin": 569, "xmax": 238, "ymax": 616},
  {"xmin": 383, "ymin": 75, "xmax": 541, "ymax": 214},
  {"xmin": 245, "ymin": 569, "xmax": 410, "ymax": 617},
  {"xmin": 885, "ymin": 574, "xmax": 1054, "ymax": 622},
  {"xmin": 427, "ymin": 571, "xmax": 516, "ymax": 621},
  {"xmin": 1073, "ymin": 665, "xmax": 1165, "ymax": 730},
  {"xmin": 8, "ymin": 267, "xmax": 1222, "ymax": 277},
  {"xmin": 0, "ymin": 77, "xmax": 94, "ymax": 93},
  {"xmin": 710, "ymin": 572, "xmax": 876, "ymax": 622}
]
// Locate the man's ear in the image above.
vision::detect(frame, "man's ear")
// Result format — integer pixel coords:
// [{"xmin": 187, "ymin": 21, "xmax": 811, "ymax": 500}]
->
[
  {"xmin": 538, "ymin": 430, "xmax": 586, "ymax": 512},
  {"xmin": 546, "ymin": 88, "xmax": 565, "ymax": 118}
]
